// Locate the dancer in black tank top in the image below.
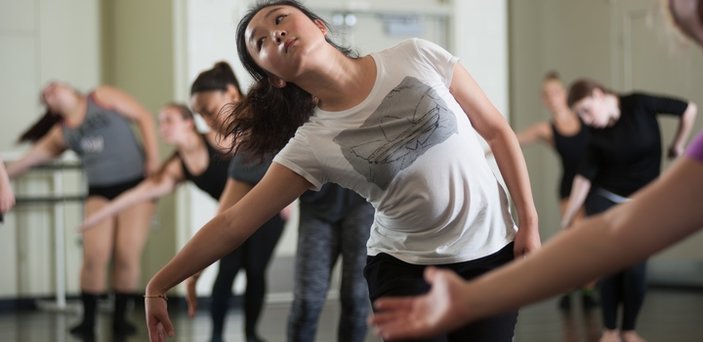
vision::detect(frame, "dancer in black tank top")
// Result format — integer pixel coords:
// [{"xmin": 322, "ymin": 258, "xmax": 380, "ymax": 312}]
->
[
  {"xmin": 514, "ymin": 72, "xmax": 596, "ymax": 310},
  {"xmin": 80, "ymin": 103, "xmax": 231, "ymax": 229},
  {"xmin": 188, "ymin": 61, "xmax": 287, "ymax": 342}
]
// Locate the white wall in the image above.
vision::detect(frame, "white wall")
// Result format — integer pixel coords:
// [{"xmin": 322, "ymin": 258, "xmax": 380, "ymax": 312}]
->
[
  {"xmin": 453, "ymin": 0, "xmax": 509, "ymax": 115},
  {"xmin": 0, "ymin": 0, "xmax": 100, "ymax": 298}
]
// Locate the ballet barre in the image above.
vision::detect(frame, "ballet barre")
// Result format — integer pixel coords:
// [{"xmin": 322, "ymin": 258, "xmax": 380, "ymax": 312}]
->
[{"xmin": 11, "ymin": 160, "xmax": 84, "ymax": 312}]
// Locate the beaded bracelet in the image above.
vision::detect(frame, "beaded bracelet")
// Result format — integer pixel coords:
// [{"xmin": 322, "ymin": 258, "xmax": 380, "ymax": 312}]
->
[{"xmin": 143, "ymin": 294, "xmax": 168, "ymax": 301}]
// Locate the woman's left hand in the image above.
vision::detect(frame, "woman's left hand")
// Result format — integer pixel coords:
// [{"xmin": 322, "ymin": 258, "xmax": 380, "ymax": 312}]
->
[
  {"xmin": 513, "ymin": 222, "xmax": 541, "ymax": 257},
  {"xmin": 145, "ymin": 296, "xmax": 175, "ymax": 342}
]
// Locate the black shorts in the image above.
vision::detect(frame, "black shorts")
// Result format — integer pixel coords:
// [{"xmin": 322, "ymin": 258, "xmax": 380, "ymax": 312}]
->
[
  {"xmin": 364, "ymin": 243, "xmax": 518, "ymax": 342},
  {"xmin": 87, "ymin": 177, "xmax": 144, "ymax": 200}
]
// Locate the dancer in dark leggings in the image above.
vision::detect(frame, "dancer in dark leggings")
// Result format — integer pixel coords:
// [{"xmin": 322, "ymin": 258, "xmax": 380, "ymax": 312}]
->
[
  {"xmin": 287, "ymin": 184, "xmax": 374, "ymax": 342},
  {"xmin": 188, "ymin": 61, "xmax": 285, "ymax": 342},
  {"xmin": 210, "ymin": 178, "xmax": 283, "ymax": 342},
  {"xmin": 561, "ymin": 80, "xmax": 697, "ymax": 342}
]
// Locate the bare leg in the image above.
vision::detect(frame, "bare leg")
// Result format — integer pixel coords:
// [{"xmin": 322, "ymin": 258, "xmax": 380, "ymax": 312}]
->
[
  {"xmin": 111, "ymin": 200, "xmax": 154, "ymax": 335},
  {"xmin": 71, "ymin": 197, "xmax": 116, "ymax": 337},
  {"xmin": 112, "ymin": 201, "xmax": 153, "ymax": 290}
]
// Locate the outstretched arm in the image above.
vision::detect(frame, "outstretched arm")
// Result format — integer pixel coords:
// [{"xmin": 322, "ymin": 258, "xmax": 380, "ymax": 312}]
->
[
  {"xmin": 80, "ymin": 157, "xmax": 184, "ymax": 231},
  {"xmin": 6, "ymin": 125, "xmax": 66, "ymax": 178},
  {"xmin": 185, "ymin": 175, "xmax": 255, "ymax": 316},
  {"xmin": 371, "ymin": 157, "xmax": 703, "ymax": 340},
  {"xmin": 95, "ymin": 86, "xmax": 160, "ymax": 175},
  {"xmin": 450, "ymin": 64, "xmax": 540, "ymax": 256},
  {"xmin": 560, "ymin": 175, "xmax": 591, "ymax": 229},
  {"xmin": 144, "ymin": 163, "xmax": 310, "ymax": 341},
  {"xmin": 515, "ymin": 121, "xmax": 552, "ymax": 147}
]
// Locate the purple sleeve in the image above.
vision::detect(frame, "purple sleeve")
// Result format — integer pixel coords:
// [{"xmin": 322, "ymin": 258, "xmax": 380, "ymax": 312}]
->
[{"xmin": 686, "ymin": 131, "xmax": 703, "ymax": 162}]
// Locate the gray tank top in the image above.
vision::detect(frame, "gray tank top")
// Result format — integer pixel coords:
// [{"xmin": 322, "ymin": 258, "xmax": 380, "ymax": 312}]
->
[{"xmin": 62, "ymin": 94, "xmax": 145, "ymax": 186}]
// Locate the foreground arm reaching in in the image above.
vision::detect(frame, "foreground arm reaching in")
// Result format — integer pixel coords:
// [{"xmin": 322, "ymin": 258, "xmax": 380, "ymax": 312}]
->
[{"xmin": 370, "ymin": 151, "xmax": 703, "ymax": 340}]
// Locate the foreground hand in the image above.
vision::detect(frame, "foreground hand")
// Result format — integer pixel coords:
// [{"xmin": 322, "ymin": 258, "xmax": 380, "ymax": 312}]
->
[
  {"xmin": 145, "ymin": 296, "xmax": 174, "ymax": 342},
  {"xmin": 0, "ymin": 185, "xmax": 15, "ymax": 213},
  {"xmin": 369, "ymin": 267, "xmax": 469, "ymax": 340},
  {"xmin": 186, "ymin": 276, "xmax": 199, "ymax": 318}
]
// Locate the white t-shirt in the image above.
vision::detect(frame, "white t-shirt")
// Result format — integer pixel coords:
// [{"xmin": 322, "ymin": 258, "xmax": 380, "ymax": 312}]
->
[{"xmin": 274, "ymin": 38, "xmax": 516, "ymax": 264}]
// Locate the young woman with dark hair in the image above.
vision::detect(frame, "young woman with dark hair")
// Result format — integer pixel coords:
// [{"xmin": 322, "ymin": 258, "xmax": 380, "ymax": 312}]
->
[
  {"xmin": 6, "ymin": 81, "xmax": 160, "ymax": 338},
  {"xmin": 188, "ymin": 61, "xmax": 286, "ymax": 342},
  {"xmin": 560, "ymin": 78, "xmax": 697, "ymax": 342},
  {"xmin": 144, "ymin": 1, "xmax": 540, "ymax": 341}
]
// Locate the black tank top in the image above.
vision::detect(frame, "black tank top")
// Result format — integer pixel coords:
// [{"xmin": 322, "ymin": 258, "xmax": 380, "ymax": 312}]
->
[
  {"xmin": 179, "ymin": 135, "xmax": 230, "ymax": 199},
  {"xmin": 552, "ymin": 121, "xmax": 589, "ymax": 199}
]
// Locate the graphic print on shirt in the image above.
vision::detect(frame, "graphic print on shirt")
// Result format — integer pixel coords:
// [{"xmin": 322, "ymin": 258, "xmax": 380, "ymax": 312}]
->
[
  {"xmin": 69, "ymin": 112, "xmax": 111, "ymax": 154},
  {"xmin": 334, "ymin": 76, "xmax": 458, "ymax": 190}
]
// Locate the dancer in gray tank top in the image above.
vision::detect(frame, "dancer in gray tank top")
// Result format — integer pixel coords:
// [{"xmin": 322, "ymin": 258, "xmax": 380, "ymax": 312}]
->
[{"xmin": 6, "ymin": 81, "xmax": 160, "ymax": 339}]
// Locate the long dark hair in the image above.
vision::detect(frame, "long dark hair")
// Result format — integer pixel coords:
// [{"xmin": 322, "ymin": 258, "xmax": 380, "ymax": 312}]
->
[
  {"xmin": 227, "ymin": 0, "xmax": 358, "ymax": 159},
  {"xmin": 190, "ymin": 61, "xmax": 242, "ymax": 96},
  {"xmin": 567, "ymin": 79, "xmax": 615, "ymax": 108},
  {"xmin": 18, "ymin": 109, "xmax": 63, "ymax": 144}
]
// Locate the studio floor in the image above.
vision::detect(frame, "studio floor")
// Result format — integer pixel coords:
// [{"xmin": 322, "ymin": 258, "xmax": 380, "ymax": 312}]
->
[{"xmin": 1, "ymin": 289, "xmax": 702, "ymax": 342}]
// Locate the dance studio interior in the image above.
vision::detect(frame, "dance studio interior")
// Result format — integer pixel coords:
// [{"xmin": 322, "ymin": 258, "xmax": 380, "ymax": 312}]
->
[{"xmin": 1, "ymin": 0, "xmax": 703, "ymax": 341}]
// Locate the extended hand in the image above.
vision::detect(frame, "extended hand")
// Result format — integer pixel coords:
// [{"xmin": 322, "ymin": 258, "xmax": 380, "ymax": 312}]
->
[
  {"xmin": 369, "ymin": 267, "xmax": 470, "ymax": 340},
  {"xmin": 145, "ymin": 296, "xmax": 175, "ymax": 342}
]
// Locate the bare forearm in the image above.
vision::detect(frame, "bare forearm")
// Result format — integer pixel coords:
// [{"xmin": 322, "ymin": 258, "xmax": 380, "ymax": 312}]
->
[
  {"xmin": 6, "ymin": 150, "xmax": 53, "ymax": 178},
  {"xmin": 672, "ymin": 103, "xmax": 697, "ymax": 149},
  {"xmin": 0, "ymin": 163, "xmax": 11, "ymax": 189},
  {"xmin": 487, "ymin": 127, "xmax": 538, "ymax": 227},
  {"xmin": 84, "ymin": 179, "xmax": 173, "ymax": 227},
  {"xmin": 466, "ymin": 159, "xmax": 703, "ymax": 321},
  {"xmin": 146, "ymin": 213, "xmax": 246, "ymax": 295},
  {"xmin": 561, "ymin": 176, "xmax": 591, "ymax": 228}
]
